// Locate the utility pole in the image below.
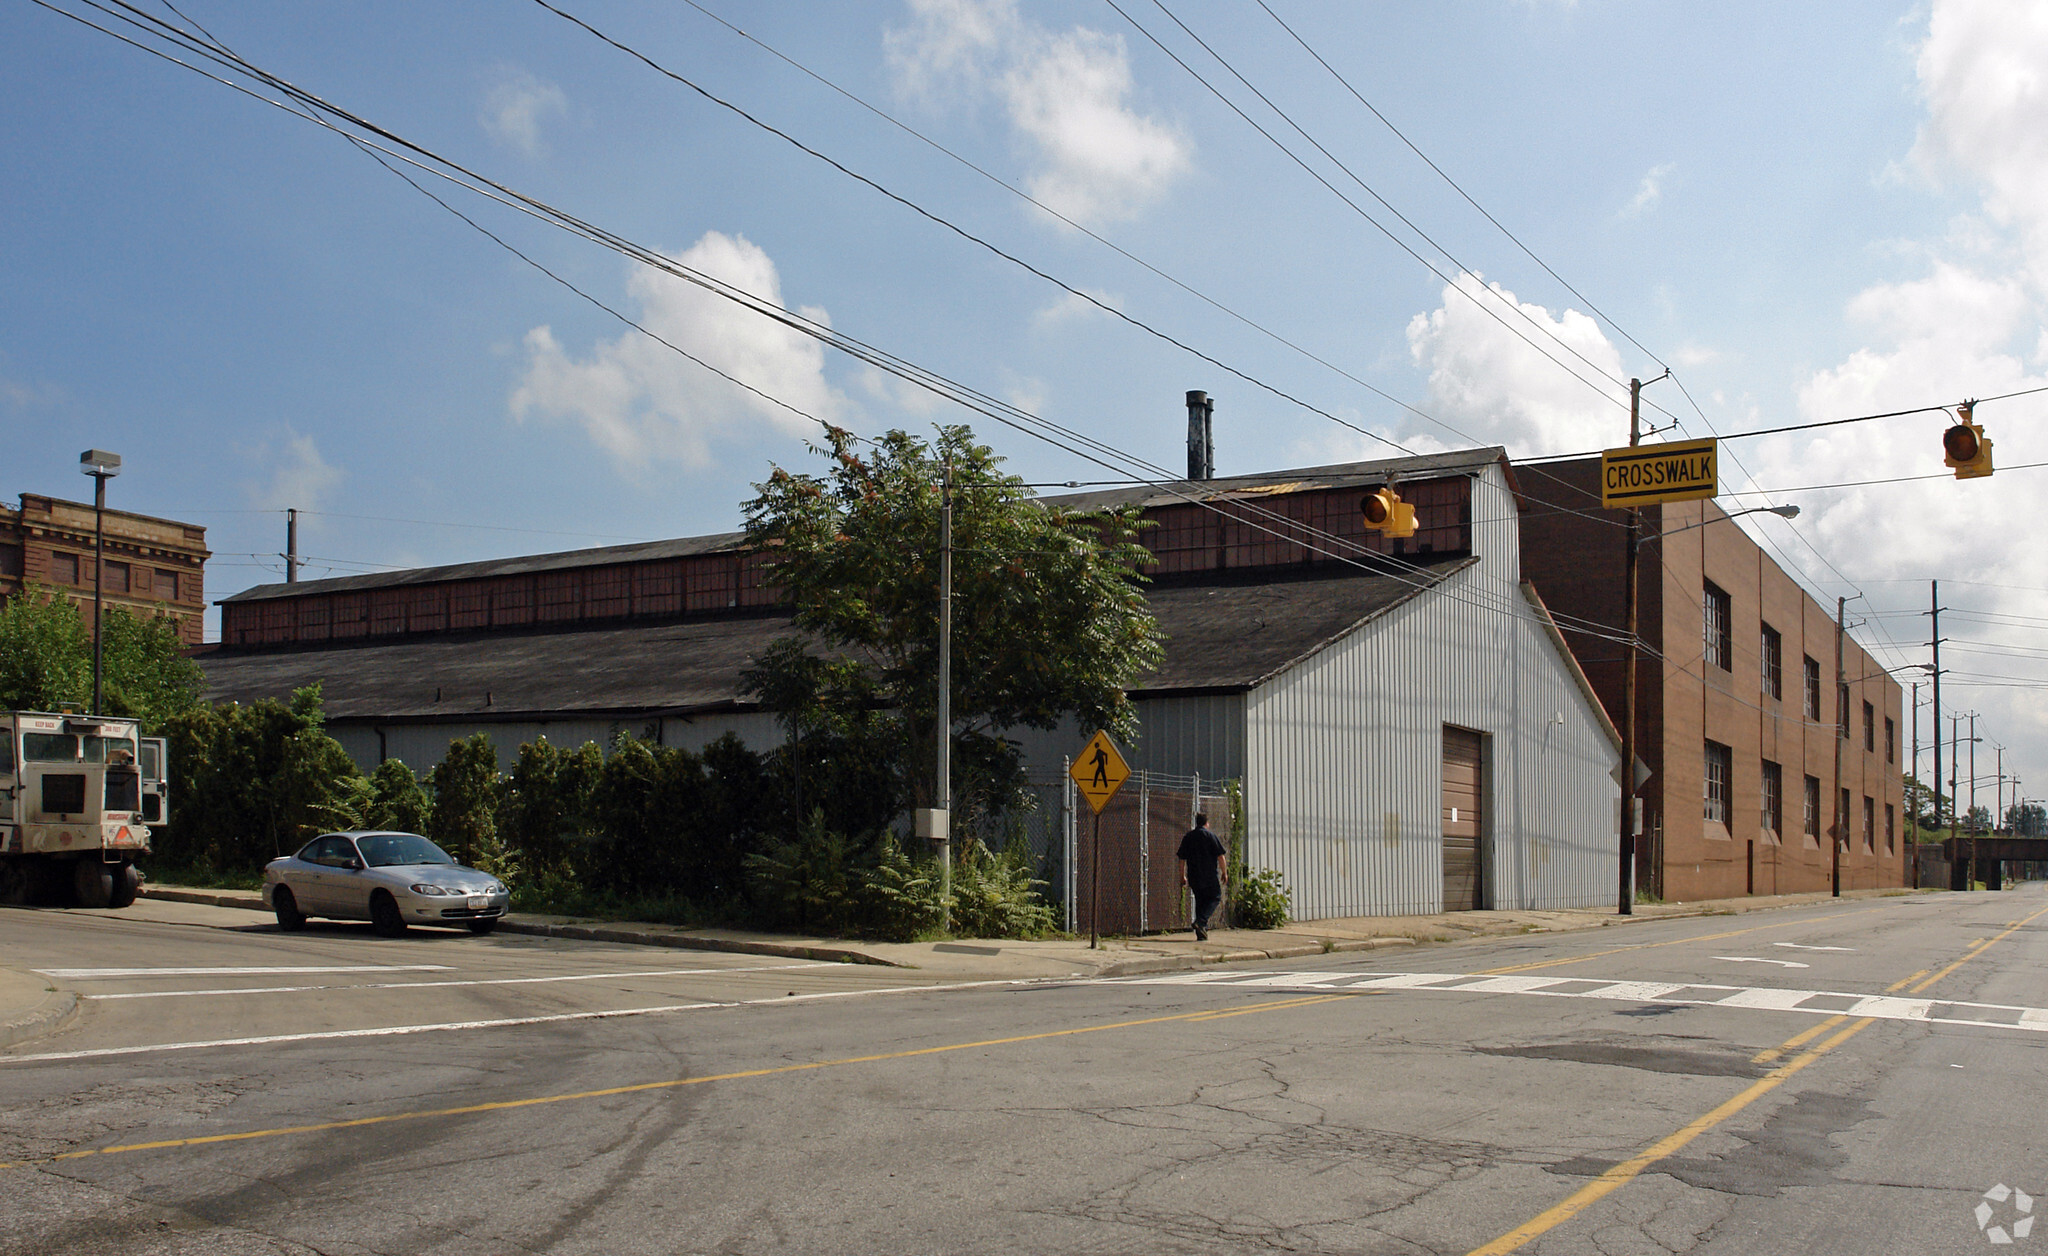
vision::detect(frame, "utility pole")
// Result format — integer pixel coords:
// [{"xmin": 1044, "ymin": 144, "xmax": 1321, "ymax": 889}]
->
[
  {"xmin": 935, "ymin": 457, "xmax": 953, "ymax": 925},
  {"xmin": 1931, "ymin": 581, "xmax": 1943, "ymax": 845},
  {"xmin": 1969, "ymin": 711, "xmax": 1979, "ymax": 887},
  {"xmin": 285, "ymin": 508, "xmax": 301, "ymax": 584},
  {"xmin": 1619, "ymin": 376, "xmax": 1642, "ymax": 915},
  {"xmin": 1832, "ymin": 596, "xmax": 1846, "ymax": 897},
  {"xmin": 1949, "ymin": 712, "xmax": 1964, "ymax": 886}
]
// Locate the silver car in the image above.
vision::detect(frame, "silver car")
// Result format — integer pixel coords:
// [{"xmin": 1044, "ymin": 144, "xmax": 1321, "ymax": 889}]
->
[{"xmin": 263, "ymin": 831, "xmax": 510, "ymax": 936}]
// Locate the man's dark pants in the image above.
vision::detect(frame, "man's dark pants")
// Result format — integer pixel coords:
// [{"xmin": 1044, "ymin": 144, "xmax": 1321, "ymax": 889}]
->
[{"xmin": 1192, "ymin": 887, "xmax": 1222, "ymax": 934}]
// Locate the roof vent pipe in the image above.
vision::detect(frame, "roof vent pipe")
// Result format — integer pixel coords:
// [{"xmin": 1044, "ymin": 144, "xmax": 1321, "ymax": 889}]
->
[{"xmin": 1186, "ymin": 390, "xmax": 1214, "ymax": 481}]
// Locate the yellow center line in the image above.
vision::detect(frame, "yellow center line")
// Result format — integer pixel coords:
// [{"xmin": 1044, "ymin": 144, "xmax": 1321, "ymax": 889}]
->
[
  {"xmin": 1469, "ymin": 895, "xmax": 2048, "ymax": 1255},
  {"xmin": 1750, "ymin": 1014, "xmax": 1845, "ymax": 1065},
  {"xmin": 1466, "ymin": 1017, "xmax": 1876, "ymax": 1256},
  {"xmin": 1476, "ymin": 907, "xmax": 1886, "ymax": 975},
  {"xmin": 0, "ymin": 992, "xmax": 1352, "ymax": 1171}
]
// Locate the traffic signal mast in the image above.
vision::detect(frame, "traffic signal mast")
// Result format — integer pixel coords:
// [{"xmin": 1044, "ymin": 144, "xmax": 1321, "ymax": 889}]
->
[
  {"xmin": 1944, "ymin": 401, "xmax": 1993, "ymax": 479},
  {"xmin": 1360, "ymin": 485, "xmax": 1417, "ymax": 538}
]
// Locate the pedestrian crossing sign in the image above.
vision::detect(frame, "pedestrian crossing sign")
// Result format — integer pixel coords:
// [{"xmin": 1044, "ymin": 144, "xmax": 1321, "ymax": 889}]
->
[{"xmin": 1070, "ymin": 730, "xmax": 1130, "ymax": 814}]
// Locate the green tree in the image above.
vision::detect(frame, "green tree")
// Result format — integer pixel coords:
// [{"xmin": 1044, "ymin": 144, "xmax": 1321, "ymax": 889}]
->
[
  {"xmin": 154, "ymin": 684, "xmax": 365, "ymax": 871},
  {"xmin": 365, "ymin": 758, "xmax": 433, "ymax": 833},
  {"xmin": 428, "ymin": 733, "xmax": 500, "ymax": 867},
  {"xmin": 742, "ymin": 425, "xmax": 1163, "ymax": 811},
  {"xmin": 497, "ymin": 737, "xmax": 603, "ymax": 876},
  {"xmin": 0, "ymin": 581, "xmax": 201, "ymax": 726}
]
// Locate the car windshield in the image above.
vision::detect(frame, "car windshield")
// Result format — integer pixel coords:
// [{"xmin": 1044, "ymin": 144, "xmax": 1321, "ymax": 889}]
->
[{"xmin": 356, "ymin": 833, "xmax": 456, "ymax": 868}]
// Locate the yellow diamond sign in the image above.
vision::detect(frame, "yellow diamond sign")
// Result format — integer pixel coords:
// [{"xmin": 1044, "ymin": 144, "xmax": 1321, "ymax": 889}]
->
[{"xmin": 1070, "ymin": 730, "xmax": 1130, "ymax": 815}]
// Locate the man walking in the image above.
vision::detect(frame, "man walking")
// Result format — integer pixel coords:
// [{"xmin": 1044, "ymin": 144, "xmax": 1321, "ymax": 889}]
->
[{"xmin": 1177, "ymin": 812, "xmax": 1228, "ymax": 941}]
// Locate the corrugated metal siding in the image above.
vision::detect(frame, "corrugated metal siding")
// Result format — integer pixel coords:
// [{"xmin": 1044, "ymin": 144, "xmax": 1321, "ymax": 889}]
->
[
  {"xmin": 1244, "ymin": 466, "xmax": 1618, "ymax": 919},
  {"xmin": 330, "ymin": 711, "xmax": 786, "ymax": 775},
  {"xmin": 1008, "ymin": 694, "xmax": 1245, "ymax": 782}
]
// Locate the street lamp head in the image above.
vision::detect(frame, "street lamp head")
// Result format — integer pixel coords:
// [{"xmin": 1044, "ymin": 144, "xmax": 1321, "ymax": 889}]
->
[
  {"xmin": 1765, "ymin": 504, "xmax": 1800, "ymax": 519},
  {"xmin": 79, "ymin": 449, "xmax": 121, "ymax": 478}
]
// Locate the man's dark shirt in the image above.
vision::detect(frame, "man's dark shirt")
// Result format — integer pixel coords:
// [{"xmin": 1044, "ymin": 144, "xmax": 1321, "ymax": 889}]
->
[{"xmin": 1176, "ymin": 826, "xmax": 1227, "ymax": 895}]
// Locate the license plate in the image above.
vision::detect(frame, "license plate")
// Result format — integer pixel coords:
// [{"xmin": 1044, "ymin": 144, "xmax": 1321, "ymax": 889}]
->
[{"xmin": 467, "ymin": 896, "xmax": 488, "ymax": 910}]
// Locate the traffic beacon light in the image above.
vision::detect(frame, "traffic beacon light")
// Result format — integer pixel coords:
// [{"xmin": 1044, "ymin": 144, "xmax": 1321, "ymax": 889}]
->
[
  {"xmin": 1360, "ymin": 484, "xmax": 1417, "ymax": 538},
  {"xmin": 1944, "ymin": 402, "xmax": 1994, "ymax": 479}
]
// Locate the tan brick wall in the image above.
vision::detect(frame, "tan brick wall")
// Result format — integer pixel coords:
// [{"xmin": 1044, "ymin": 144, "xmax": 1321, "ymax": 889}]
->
[{"xmin": 0, "ymin": 494, "xmax": 209, "ymax": 646}]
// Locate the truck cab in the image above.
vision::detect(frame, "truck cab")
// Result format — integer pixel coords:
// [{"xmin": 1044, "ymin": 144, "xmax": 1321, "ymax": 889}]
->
[{"xmin": 0, "ymin": 712, "xmax": 152, "ymax": 908}]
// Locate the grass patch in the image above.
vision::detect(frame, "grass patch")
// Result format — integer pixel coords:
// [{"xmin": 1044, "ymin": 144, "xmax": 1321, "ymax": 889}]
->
[{"xmin": 137, "ymin": 862, "xmax": 265, "ymax": 892}]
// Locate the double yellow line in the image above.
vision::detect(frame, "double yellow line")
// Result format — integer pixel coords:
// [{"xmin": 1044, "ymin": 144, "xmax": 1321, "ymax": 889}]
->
[{"xmin": 1468, "ymin": 897, "xmax": 2048, "ymax": 1255}]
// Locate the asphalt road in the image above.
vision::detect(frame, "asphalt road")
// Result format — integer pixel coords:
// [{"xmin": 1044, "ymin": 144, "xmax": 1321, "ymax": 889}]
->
[{"xmin": 2, "ymin": 886, "xmax": 2044, "ymax": 1255}]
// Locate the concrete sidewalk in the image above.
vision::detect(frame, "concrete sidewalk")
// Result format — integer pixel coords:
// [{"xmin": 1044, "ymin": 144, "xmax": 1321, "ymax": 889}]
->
[{"xmin": 132, "ymin": 882, "xmax": 1928, "ymax": 978}]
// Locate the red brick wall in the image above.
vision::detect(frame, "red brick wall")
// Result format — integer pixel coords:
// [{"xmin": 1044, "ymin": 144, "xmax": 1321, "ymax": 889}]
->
[{"xmin": 0, "ymin": 495, "xmax": 208, "ymax": 646}]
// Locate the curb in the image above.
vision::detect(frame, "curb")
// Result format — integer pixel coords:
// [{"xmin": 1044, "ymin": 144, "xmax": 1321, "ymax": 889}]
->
[
  {"xmin": 137, "ymin": 887, "xmax": 901, "ymax": 968},
  {"xmin": 1095, "ymin": 934, "xmax": 1419, "ymax": 978},
  {"xmin": 493, "ymin": 920, "xmax": 901, "ymax": 967},
  {"xmin": 0, "ymin": 989, "xmax": 78, "ymax": 1051}
]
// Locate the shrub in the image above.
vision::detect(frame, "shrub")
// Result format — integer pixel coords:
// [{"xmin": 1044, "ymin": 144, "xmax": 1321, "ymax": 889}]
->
[
  {"xmin": 949, "ymin": 839, "xmax": 1057, "ymax": 939},
  {"xmin": 1231, "ymin": 866, "xmax": 1292, "ymax": 930}
]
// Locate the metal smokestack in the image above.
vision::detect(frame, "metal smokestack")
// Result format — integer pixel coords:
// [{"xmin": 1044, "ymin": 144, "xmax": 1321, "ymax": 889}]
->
[{"xmin": 1185, "ymin": 390, "xmax": 1214, "ymax": 481}]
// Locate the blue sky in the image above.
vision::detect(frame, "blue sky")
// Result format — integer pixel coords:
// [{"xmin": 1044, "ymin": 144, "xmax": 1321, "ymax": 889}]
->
[{"xmin": 6, "ymin": 1, "xmax": 2046, "ymax": 797}]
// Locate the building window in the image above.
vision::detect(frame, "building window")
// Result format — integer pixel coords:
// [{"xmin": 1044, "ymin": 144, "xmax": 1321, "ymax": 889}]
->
[
  {"xmin": 1804, "ymin": 775, "xmax": 1821, "ymax": 840},
  {"xmin": 1886, "ymin": 802, "xmax": 1896, "ymax": 854},
  {"xmin": 1804, "ymin": 657, "xmax": 1821, "ymax": 720},
  {"xmin": 103, "ymin": 560, "xmax": 129, "ymax": 595},
  {"xmin": 1705, "ymin": 740, "xmax": 1732, "ymax": 824},
  {"xmin": 0, "ymin": 544, "xmax": 20, "ymax": 578},
  {"xmin": 1863, "ymin": 700, "xmax": 1875, "ymax": 753},
  {"xmin": 1863, "ymin": 795, "xmax": 1876, "ymax": 851},
  {"xmin": 1760, "ymin": 624, "xmax": 1783, "ymax": 698},
  {"xmin": 1761, "ymin": 760, "xmax": 1783, "ymax": 839},
  {"xmin": 1838, "ymin": 683, "xmax": 1851, "ymax": 740},
  {"xmin": 51, "ymin": 552, "xmax": 79, "ymax": 585},
  {"xmin": 1703, "ymin": 582, "xmax": 1732, "ymax": 671},
  {"xmin": 154, "ymin": 568, "xmax": 179, "ymax": 600}
]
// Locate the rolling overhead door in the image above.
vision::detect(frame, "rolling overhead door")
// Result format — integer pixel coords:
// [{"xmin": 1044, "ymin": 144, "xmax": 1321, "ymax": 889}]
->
[{"xmin": 1442, "ymin": 726, "xmax": 1485, "ymax": 911}]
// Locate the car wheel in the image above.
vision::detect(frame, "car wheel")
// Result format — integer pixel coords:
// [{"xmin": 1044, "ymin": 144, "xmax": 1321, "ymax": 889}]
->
[
  {"xmin": 369, "ymin": 890, "xmax": 408, "ymax": 937},
  {"xmin": 73, "ymin": 860, "xmax": 114, "ymax": 909},
  {"xmin": 467, "ymin": 917, "xmax": 498, "ymax": 935},
  {"xmin": 273, "ymin": 885, "xmax": 307, "ymax": 932},
  {"xmin": 108, "ymin": 863, "xmax": 141, "ymax": 909}
]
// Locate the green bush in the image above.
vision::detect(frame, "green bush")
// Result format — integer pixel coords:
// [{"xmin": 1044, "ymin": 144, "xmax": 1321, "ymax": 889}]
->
[
  {"xmin": 1231, "ymin": 866, "xmax": 1292, "ymax": 930},
  {"xmin": 949, "ymin": 839, "xmax": 1057, "ymax": 939}
]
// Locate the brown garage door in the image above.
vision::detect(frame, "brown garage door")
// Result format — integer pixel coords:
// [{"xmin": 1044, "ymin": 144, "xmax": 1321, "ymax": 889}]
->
[{"xmin": 1442, "ymin": 726, "xmax": 1484, "ymax": 911}]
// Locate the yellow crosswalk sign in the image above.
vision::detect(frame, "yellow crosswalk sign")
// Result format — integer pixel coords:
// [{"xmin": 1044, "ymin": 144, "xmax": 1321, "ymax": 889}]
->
[{"xmin": 1070, "ymin": 730, "xmax": 1130, "ymax": 814}]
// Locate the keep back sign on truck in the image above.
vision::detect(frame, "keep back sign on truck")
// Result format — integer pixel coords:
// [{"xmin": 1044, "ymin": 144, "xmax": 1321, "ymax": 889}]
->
[{"xmin": 1600, "ymin": 437, "xmax": 1718, "ymax": 508}]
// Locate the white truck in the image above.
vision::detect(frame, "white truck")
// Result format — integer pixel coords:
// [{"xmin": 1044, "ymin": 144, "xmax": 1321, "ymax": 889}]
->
[{"xmin": 0, "ymin": 711, "xmax": 166, "ymax": 908}]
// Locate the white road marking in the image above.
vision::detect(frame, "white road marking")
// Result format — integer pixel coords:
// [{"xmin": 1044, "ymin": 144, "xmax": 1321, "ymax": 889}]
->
[
  {"xmin": 36, "ymin": 965, "xmax": 455, "ymax": 979},
  {"xmin": 1127, "ymin": 970, "xmax": 2048, "ymax": 1035},
  {"xmin": 1773, "ymin": 942, "xmax": 1855, "ymax": 952},
  {"xmin": 0, "ymin": 979, "xmax": 1038, "ymax": 1064},
  {"xmin": 1714, "ymin": 957, "xmax": 1809, "ymax": 968},
  {"xmin": 84, "ymin": 962, "xmax": 837, "ymax": 1000}
]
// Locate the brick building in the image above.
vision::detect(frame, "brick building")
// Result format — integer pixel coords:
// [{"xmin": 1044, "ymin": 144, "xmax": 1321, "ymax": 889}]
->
[
  {"xmin": 0, "ymin": 494, "xmax": 210, "ymax": 646},
  {"xmin": 1518, "ymin": 457, "xmax": 1906, "ymax": 900}
]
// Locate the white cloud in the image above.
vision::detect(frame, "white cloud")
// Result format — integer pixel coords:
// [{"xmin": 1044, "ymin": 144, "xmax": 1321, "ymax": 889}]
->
[
  {"xmin": 1404, "ymin": 273, "xmax": 1628, "ymax": 457},
  {"xmin": 512, "ymin": 231, "xmax": 841, "ymax": 469},
  {"xmin": 1622, "ymin": 162, "xmax": 1676, "ymax": 218},
  {"xmin": 480, "ymin": 66, "xmax": 567, "ymax": 159},
  {"xmin": 245, "ymin": 430, "xmax": 342, "ymax": 512},
  {"xmin": 887, "ymin": 0, "xmax": 1191, "ymax": 227}
]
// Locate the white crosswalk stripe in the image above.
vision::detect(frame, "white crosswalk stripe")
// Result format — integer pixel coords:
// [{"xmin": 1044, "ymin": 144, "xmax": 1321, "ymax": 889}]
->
[{"xmin": 1123, "ymin": 970, "xmax": 2048, "ymax": 1034}]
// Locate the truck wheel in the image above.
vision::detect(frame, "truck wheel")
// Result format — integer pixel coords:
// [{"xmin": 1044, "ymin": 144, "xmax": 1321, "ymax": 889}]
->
[
  {"xmin": 272, "ymin": 885, "xmax": 306, "ymax": 931},
  {"xmin": 0, "ymin": 861, "xmax": 29, "ymax": 907},
  {"xmin": 369, "ymin": 890, "xmax": 408, "ymax": 937},
  {"xmin": 73, "ymin": 860, "xmax": 114, "ymax": 909},
  {"xmin": 108, "ymin": 863, "xmax": 140, "ymax": 909}
]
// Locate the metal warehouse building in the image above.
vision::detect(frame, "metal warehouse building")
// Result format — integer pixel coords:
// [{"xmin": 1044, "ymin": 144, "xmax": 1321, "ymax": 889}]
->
[{"xmin": 203, "ymin": 447, "xmax": 1620, "ymax": 920}]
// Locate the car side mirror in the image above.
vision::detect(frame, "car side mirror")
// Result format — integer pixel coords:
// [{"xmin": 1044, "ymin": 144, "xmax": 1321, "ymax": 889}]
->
[{"xmin": 347, "ymin": 858, "xmax": 364, "ymax": 870}]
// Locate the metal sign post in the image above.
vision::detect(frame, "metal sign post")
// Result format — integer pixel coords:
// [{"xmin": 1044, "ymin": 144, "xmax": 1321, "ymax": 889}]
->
[{"xmin": 1069, "ymin": 731, "xmax": 1131, "ymax": 949}]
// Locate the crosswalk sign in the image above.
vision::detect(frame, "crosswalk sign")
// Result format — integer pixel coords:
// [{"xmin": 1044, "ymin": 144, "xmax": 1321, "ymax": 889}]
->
[{"xmin": 1069, "ymin": 731, "xmax": 1130, "ymax": 814}]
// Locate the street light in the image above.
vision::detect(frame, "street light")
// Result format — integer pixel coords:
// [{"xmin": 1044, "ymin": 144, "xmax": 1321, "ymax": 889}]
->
[
  {"xmin": 78, "ymin": 449, "xmax": 120, "ymax": 714},
  {"xmin": 1648, "ymin": 504, "xmax": 1801, "ymax": 540}
]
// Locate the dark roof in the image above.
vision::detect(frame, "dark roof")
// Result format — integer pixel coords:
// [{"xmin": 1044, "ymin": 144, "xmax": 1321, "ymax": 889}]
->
[
  {"xmin": 216, "ymin": 446, "xmax": 1509, "ymax": 607},
  {"xmin": 218, "ymin": 531, "xmax": 747, "ymax": 604},
  {"xmin": 201, "ymin": 560, "xmax": 1476, "ymax": 720},
  {"xmin": 1038, "ymin": 446, "xmax": 1509, "ymax": 514}
]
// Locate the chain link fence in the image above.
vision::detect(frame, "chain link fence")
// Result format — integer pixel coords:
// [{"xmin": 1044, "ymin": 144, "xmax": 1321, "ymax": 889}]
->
[{"xmin": 1008, "ymin": 767, "xmax": 1230, "ymax": 937}]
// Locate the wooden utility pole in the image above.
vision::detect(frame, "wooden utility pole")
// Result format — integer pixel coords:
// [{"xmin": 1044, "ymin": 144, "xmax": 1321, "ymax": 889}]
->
[
  {"xmin": 1619, "ymin": 377, "xmax": 1642, "ymax": 915},
  {"xmin": 1832, "ymin": 596, "xmax": 1845, "ymax": 897}
]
